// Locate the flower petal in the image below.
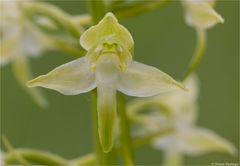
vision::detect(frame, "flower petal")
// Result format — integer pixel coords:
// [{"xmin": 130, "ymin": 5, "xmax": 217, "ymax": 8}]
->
[
  {"xmin": 97, "ymin": 86, "xmax": 117, "ymax": 153},
  {"xmin": 95, "ymin": 54, "xmax": 119, "ymax": 153},
  {"xmin": 27, "ymin": 57, "xmax": 96, "ymax": 95},
  {"xmin": 153, "ymin": 127, "xmax": 236, "ymax": 156},
  {"xmin": 178, "ymin": 127, "xmax": 237, "ymax": 156},
  {"xmin": 80, "ymin": 12, "xmax": 134, "ymax": 51},
  {"xmin": 183, "ymin": 0, "xmax": 224, "ymax": 29},
  {"xmin": 118, "ymin": 61, "xmax": 185, "ymax": 97}
]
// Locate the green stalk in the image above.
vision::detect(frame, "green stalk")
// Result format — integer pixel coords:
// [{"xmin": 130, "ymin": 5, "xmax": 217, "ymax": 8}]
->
[
  {"xmin": 4, "ymin": 149, "xmax": 67, "ymax": 165},
  {"xmin": 88, "ymin": 1, "xmax": 117, "ymax": 165},
  {"xmin": 50, "ymin": 37, "xmax": 86, "ymax": 57},
  {"xmin": 2, "ymin": 136, "xmax": 29, "ymax": 166},
  {"xmin": 68, "ymin": 154, "xmax": 95, "ymax": 166},
  {"xmin": 91, "ymin": 90, "xmax": 102, "ymax": 165},
  {"xmin": 71, "ymin": 14, "xmax": 92, "ymax": 27},
  {"xmin": 184, "ymin": 29, "xmax": 206, "ymax": 79},
  {"xmin": 88, "ymin": 0, "xmax": 106, "ymax": 24},
  {"xmin": 117, "ymin": 93, "xmax": 134, "ymax": 165},
  {"xmin": 4, "ymin": 128, "xmax": 174, "ymax": 165},
  {"xmin": 23, "ymin": 2, "xmax": 81, "ymax": 38},
  {"xmin": 111, "ymin": 0, "xmax": 171, "ymax": 20},
  {"xmin": 69, "ymin": 127, "xmax": 174, "ymax": 165}
]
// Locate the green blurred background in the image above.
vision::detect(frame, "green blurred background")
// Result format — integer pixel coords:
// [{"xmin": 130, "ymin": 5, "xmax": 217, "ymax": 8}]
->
[{"xmin": 1, "ymin": 1, "xmax": 239, "ymax": 165}]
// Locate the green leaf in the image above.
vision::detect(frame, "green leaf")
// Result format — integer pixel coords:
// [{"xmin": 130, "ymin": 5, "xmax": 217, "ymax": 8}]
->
[{"xmin": 111, "ymin": 0, "xmax": 170, "ymax": 20}]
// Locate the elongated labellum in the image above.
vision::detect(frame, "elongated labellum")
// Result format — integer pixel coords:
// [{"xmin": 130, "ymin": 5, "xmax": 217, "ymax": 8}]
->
[{"xmin": 96, "ymin": 54, "xmax": 119, "ymax": 152}]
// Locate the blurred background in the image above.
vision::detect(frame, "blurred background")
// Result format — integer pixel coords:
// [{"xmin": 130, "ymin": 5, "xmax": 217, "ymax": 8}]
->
[{"xmin": 1, "ymin": 1, "xmax": 239, "ymax": 165}]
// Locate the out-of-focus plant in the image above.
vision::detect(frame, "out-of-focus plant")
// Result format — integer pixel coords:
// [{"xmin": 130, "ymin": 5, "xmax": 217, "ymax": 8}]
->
[
  {"xmin": 182, "ymin": 0, "xmax": 224, "ymax": 78},
  {"xmin": 1, "ymin": 0, "xmax": 237, "ymax": 166},
  {"xmin": 0, "ymin": 0, "xmax": 53, "ymax": 108},
  {"xmin": 127, "ymin": 74, "xmax": 236, "ymax": 166}
]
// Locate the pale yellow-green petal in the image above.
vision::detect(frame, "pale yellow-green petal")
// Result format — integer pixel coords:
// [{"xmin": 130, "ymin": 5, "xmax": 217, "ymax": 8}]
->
[
  {"xmin": 118, "ymin": 61, "xmax": 185, "ymax": 97},
  {"xmin": 80, "ymin": 12, "xmax": 134, "ymax": 51},
  {"xmin": 27, "ymin": 57, "xmax": 96, "ymax": 95},
  {"xmin": 95, "ymin": 54, "xmax": 119, "ymax": 153},
  {"xmin": 0, "ymin": 25, "xmax": 20, "ymax": 66},
  {"xmin": 183, "ymin": 0, "xmax": 224, "ymax": 29},
  {"xmin": 97, "ymin": 86, "xmax": 117, "ymax": 153},
  {"xmin": 179, "ymin": 127, "xmax": 237, "ymax": 156},
  {"xmin": 153, "ymin": 127, "xmax": 237, "ymax": 156}
]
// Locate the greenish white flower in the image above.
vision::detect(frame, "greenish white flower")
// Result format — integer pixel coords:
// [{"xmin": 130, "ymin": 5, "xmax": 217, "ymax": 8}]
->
[
  {"xmin": 0, "ymin": 0, "xmax": 53, "ymax": 107},
  {"xmin": 182, "ymin": 0, "xmax": 224, "ymax": 29},
  {"xmin": 0, "ymin": 0, "xmax": 52, "ymax": 65},
  {"xmin": 27, "ymin": 12, "xmax": 184, "ymax": 153},
  {"xmin": 128, "ymin": 75, "xmax": 236, "ymax": 165}
]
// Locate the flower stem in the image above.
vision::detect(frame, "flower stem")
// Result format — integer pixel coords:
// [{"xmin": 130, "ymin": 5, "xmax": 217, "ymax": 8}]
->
[
  {"xmin": 91, "ymin": 90, "xmax": 102, "ymax": 165},
  {"xmin": 73, "ymin": 127, "xmax": 174, "ymax": 165},
  {"xmin": 71, "ymin": 14, "xmax": 92, "ymax": 27},
  {"xmin": 111, "ymin": 0, "xmax": 171, "ymax": 20},
  {"xmin": 4, "ymin": 149, "xmax": 67, "ymax": 165},
  {"xmin": 184, "ymin": 29, "xmax": 206, "ymax": 79},
  {"xmin": 4, "ymin": 128, "xmax": 174, "ymax": 165},
  {"xmin": 117, "ymin": 93, "xmax": 135, "ymax": 165},
  {"xmin": 68, "ymin": 153, "xmax": 95, "ymax": 166},
  {"xmin": 88, "ymin": 1, "xmax": 117, "ymax": 165},
  {"xmin": 23, "ymin": 2, "xmax": 81, "ymax": 38},
  {"xmin": 2, "ymin": 136, "xmax": 29, "ymax": 166},
  {"xmin": 88, "ymin": 0, "xmax": 106, "ymax": 24}
]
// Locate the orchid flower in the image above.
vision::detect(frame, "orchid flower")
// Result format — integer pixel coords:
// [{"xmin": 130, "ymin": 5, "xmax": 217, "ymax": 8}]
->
[
  {"xmin": 181, "ymin": 0, "xmax": 224, "ymax": 78},
  {"xmin": 27, "ymin": 12, "xmax": 184, "ymax": 153},
  {"xmin": 0, "ymin": 0, "xmax": 52, "ymax": 65},
  {"xmin": 127, "ymin": 75, "xmax": 236, "ymax": 165},
  {"xmin": 182, "ymin": 0, "xmax": 224, "ymax": 30},
  {"xmin": 0, "ymin": 0, "xmax": 53, "ymax": 107}
]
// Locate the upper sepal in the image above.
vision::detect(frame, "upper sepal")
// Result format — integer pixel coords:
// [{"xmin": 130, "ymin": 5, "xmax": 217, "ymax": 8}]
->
[{"xmin": 80, "ymin": 12, "xmax": 134, "ymax": 51}]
